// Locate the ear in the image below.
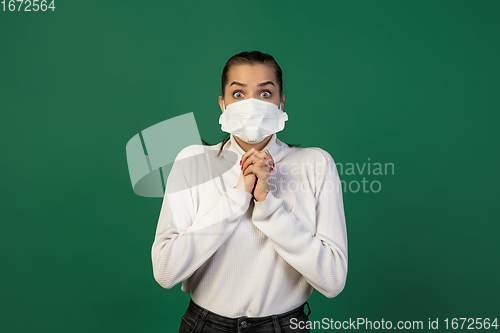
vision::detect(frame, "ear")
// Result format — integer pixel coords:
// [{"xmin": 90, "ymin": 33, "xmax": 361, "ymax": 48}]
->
[{"xmin": 218, "ymin": 96, "xmax": 224, "ymax": 113}]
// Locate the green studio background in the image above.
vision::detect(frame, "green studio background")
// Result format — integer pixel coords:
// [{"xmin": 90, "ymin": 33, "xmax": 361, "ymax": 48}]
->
[{"xmin": 1, "ymin": 0, "xmax": 499, "ymax": 332}]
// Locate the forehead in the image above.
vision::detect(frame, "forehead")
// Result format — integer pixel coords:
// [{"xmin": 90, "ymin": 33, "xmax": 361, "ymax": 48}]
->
[{"xmin": 227, "ymin": 63, "xmax": 276, "ymax": 85}]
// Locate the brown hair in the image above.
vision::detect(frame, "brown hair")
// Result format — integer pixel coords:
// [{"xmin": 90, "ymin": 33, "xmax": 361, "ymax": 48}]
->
[{"xmin": 202, "ymin": 50, "xmax": 300, "ymax": 151}]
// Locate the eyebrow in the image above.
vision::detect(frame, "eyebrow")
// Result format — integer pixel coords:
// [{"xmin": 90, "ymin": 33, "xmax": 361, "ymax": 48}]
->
[{"xmin": 229, "ymin": 81, "xmax": 275, "ymax": 88}]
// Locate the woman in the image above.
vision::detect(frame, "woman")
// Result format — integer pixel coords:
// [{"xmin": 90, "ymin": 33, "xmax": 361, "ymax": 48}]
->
[{"xmin": 151, "ymin": 51, "xmax": 348, "ymax": 333}]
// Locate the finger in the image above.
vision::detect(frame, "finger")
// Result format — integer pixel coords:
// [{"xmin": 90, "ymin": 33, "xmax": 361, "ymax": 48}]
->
[
  {"xmin": 263, "ymin": 157, "xmax": 274, "ymax": 169},
  {"xmin": 258, "ymin": 149, "xmax": 274, "ymax": 168},
  {"xmin": 256, "ymin": 149, "xmax": 270, "ymax": 159},
  {"xmin": 262, "ymin": 162, "xmax": 273, "ymax": 173},
  {"xmin": 240, "ymin": 148, "xmax": 258, "ymax": 167},
  {"xmin": 244, "ymin": 155, "xmax": 273, "ymax": 174},
  {"xmin": 261, "ymin": 149, "xmax": 273, "ymax": 159},
  {"xmin": 244, "ymin": 163, "xmax": 271, "ymax": 178},
  {"xmin": 242, "ymin": 154, "xmax": 260, "ymax": 174},
  {"xmin": 243, "ymin": 163, "xmax": 254, "ymax": 176},
  {"xmin": 253, "ymin": 150, "xmax": 271, "ymax": 162},
  {"xmin": 243, "ymin": 164, "xmax": 259, "ymax": 177},
  {"xmin": 253, "ymin": 158, "xmax": 271, "ymax": 169},
  {"xmin": 258, "ymin": 155, "xmax": 274, "ymax": 168},
  {"xmin": 255, "ymin": 158, "xmax": 274, "ymax": 172}
]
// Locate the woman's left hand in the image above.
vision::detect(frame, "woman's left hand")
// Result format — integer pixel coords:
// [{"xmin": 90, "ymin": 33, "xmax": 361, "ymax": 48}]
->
[{"xmin": 241, "ymin": 148, "xmax": 275, "ymax": 202}]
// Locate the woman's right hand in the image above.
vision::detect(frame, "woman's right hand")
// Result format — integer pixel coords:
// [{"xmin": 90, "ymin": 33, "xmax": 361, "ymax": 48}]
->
[{"xmin": 234, "ymin": 167, "xmax": 256, "ymax": 194}]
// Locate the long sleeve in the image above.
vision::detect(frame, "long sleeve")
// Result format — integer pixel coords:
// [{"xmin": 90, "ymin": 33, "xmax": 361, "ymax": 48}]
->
[
  {"xmin": 251, "ymin": 150, "xmax": 348, "ymax": 298},
  {"xmin": 151, "ymin": 146, "xmax": 253, "ymax": 289}
]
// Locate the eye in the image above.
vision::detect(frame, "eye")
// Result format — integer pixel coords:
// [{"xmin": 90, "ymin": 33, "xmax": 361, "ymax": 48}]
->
[
  {"xmin": 233, "ymin": 91, "xmax": 244, "ymax": 98},
  {"xmin": 261, "ymin": 90, "xmax": 271, "ymax": 98}
]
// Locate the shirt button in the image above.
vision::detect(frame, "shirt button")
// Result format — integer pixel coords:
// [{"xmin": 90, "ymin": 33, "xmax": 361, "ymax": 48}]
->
[{"xmin": 241, "ymin": 321, "xmax": 248, "ymax": 328}]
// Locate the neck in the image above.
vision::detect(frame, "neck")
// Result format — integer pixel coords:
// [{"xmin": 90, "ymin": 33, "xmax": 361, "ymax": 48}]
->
[{"xmin": 233, "ymin": 135, "xmax": 273, "ymax": 152}]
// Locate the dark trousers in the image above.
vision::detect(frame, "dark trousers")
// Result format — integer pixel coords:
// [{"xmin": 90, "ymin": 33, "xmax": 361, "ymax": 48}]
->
[{"xmin": 179, "ymin": 299, "xmax": 312, "ymax": 333}]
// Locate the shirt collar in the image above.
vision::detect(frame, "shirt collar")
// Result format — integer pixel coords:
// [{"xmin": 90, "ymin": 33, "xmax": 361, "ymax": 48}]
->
[{"xmin": 222, "ymin": 133, "xmax": 293, "ymax": 164}]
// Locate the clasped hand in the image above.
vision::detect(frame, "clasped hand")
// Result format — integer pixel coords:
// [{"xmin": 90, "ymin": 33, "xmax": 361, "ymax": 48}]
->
[{"xmin": 234, "ymin": 148, "xmax": 275, "ymax": 202}]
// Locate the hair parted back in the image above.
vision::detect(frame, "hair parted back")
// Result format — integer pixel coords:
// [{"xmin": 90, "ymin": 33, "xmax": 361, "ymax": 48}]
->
[
  {"xmin": 201, "ymin": 50, "xmax": 299, "ymax": 150},
  {"xmin": 221, "ymin": 51, "xmax": 283, "ymax": 99}
]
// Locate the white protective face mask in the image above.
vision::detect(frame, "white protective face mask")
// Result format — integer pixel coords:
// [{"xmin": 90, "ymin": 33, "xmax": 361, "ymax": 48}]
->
[{"xmin": 219, "ymin": 98, "xmax": 288, "ymax": 144}]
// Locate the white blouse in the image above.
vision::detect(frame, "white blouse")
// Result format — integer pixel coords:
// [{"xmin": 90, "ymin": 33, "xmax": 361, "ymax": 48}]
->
[{"xmin": 151, "ymin": 133, "xmax": 348, "ymax": 317}]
